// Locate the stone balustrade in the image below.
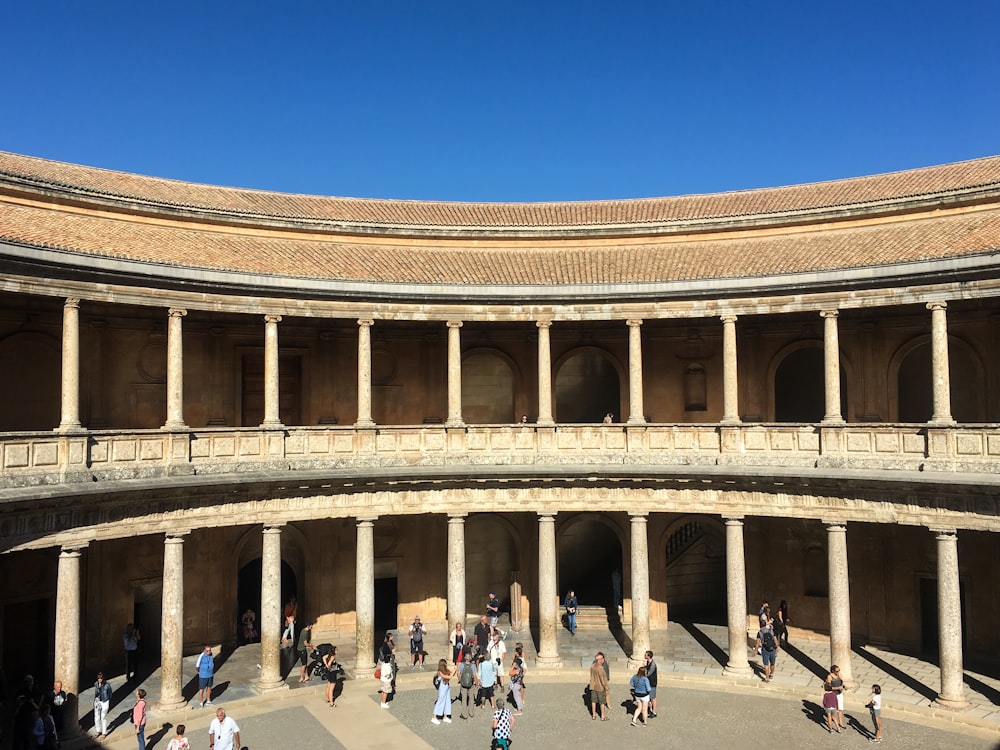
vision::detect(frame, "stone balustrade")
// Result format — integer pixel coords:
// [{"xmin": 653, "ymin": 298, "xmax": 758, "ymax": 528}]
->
[{"xmin": 1, "ymin": 423, "xmax": 997, "ymax": 489}]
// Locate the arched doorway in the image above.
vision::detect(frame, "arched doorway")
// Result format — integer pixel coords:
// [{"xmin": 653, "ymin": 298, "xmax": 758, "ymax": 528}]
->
[
  {"xmin": 557, "ymin": 514, "xmax": 623, "ymax": 609},
  {"xmin": 895, "ymin": 338, "xmax": 984, "ymax": 422},
  {"xmin": 554, "ymin": 349, "xmax": 622, "ymax": 423},
  {"xmin": 462, "ymin": 349, "xmax": 516, "ymax": 423},
  {"xmin": 773, "ymin": 345, "xmax": 847, "ymax": 422},
  {"xmin": 0, "ymin": 331, "xmax": 60, "ymax": 430},
  {"xmin": 663, "ymin": 517, "xmax": 725, "ymax": 621},
  {"xmin": 465, "ymin": 515, "xmax": 519, "ymax": 621},
  {"xmin": 236, "ymin": 559, "xmax": 298, "ymax": 644}
]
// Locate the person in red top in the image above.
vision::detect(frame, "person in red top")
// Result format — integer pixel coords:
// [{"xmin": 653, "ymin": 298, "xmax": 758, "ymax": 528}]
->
[{"xmin": 132, "ymin": 689, "xmax": 147, "ymax": 750}]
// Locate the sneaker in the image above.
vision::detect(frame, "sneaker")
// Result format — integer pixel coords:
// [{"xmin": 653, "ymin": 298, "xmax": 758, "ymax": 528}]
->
[
  {"xmin": 648, "ymin": 711, "xmax": 657, "ymax": 718},
  {"xmin": 420, "ymin": 664, "xmax": 425, "ymax": 670},
  {"xmin": 410, "ymin": 664, "xmax": 415, "ymax": 670},
  {"xmin": 631, "ymin": 721, "xmax": 639, "ymax": 727},
  {"xmin": 199, "ymin": 701, "xmax": 205, "ymax": 708},
  {"xmin": 443, "ymin": 717, "xmax": 452, "ymax": 723},
  {"xmin": 381, "ymin": 703, "xmax": 390, "ymax": 709},
  {"xmin": 431, "ymin": 718, "xmax": 441, "ymax": 725},
  {"xmin": 206, "ymin": 701, "xmax": 214, "ymax": 706}
]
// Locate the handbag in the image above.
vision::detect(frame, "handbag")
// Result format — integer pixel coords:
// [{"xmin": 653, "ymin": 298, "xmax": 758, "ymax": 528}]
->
[{"xmin": 374, "ymin": 667, "xmax": 382, "ymax": 679}]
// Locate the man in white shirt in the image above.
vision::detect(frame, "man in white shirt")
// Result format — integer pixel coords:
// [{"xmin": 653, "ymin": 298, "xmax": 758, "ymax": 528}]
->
[
  {"xmin": 488, "ymin": 632, "xmax": 507, "ymax": 689},
  {"xmin": 209, "ymin": 708, "xmax": 240, "ymax": 750}
]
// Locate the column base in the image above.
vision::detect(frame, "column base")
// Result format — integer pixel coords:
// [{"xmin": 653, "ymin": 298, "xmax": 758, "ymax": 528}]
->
[
  {"xmin": 254, "ymin": 678, "xmax": 289, "ymax": 695},
  {"xmin": 161, "ymin": 421, "xmax": 189, "ymax": 431},
  {"xmin": 626, "ymin": 417, "xmax": 647, "ymax": 425},
  {"xmin": 932, "ymin": 694, "xmax": 970, "ymax": 712},
  {"xmin": 354, "ymin": 664, "xmax": 376, "ymax": 680},
  {"xmin": 354, "ymin": 419, "xmax": 376, "ymax": 429},
  {"xmin": 55, "ymin": 422, "xmax": 85, "ymax": 434},
  {"xmin": 820, "ymin": 417, "xmax": 846, "ymax": 425},
  {"xmin": 722, "ymin": 663, "xmax": 753, "ymax": 678},
  {"xmin": 259, "ymin": 420, "xmax": 285, "ymax": 430},
  {"xmin": 444, "ymin": 419, "xmax": 465, "ymax": 428},
  {"xmin": 535, "ymin": 655, "xmax": 563, "ymax": 669},
  {"xmin": 155, "ymin": 697, "xmax": 190, "ymax": 713}
]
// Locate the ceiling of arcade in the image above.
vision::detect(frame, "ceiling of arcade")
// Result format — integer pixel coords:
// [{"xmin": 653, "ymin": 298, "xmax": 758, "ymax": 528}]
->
[{"xmin": 2, "ymin": 466, "xmax": 997, "ymax": 554}]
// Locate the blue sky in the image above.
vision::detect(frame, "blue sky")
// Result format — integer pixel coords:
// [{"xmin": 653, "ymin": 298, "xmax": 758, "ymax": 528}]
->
[{"xmin": 4, "ymin": 1, "xmax": 998, "ymax": 201}]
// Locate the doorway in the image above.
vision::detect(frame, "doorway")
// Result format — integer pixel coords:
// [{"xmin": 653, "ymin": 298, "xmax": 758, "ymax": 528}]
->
[{"xmin": 237, "ymin": 558, "xmax": 298, "ymax": 644}]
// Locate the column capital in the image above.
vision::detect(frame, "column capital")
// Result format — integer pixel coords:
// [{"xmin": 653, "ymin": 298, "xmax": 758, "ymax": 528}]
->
[
  {"xmin": 167, "ymin": 307, "xmax": 188, "ymax": 318},
  {"xmin": 722, "ymin": 515, "xmax": 745, "ymax": 525},
  {"xmin": 59, "ymin": 543, "xmax": 88, "ymax": 556},
  {"xmin": 626, "ymin": 318, "xmax": 643, "ymax": 328},
  {"xmin": 536, "ymin": 511, "xmax": 557, "ymax": 521},
  {"xmin": 820, "ymin": 309, "xmax": 839, "ymax": 319},
  {"xmin": 629, "ymin": 512, "xmax": 649, "ymax": 522},
  {"xmin": 64, "ymin": 297, "xmax": 81, "ymax": 309},
  {"xmin": 356, "ymin": 516, "xmax": 378, "ymax": 526},
  {"xmin": 822, "ymin": 519, "xmax": 848, "ymax": 531},
  {"xmin": 447, "ymin": 512, "xmax": 468, "ymax": 521},
  {"xmin": 926, "ymin": 300, "xmax": 948, "ymax": 312},
  {"xmin": 929, "ymin": 527, "xmax": 958, "ymax": 538},
  {"xmin": 165, "ymin": 529, "xmax": 191, "ymax": 541},
  {"xmin": 262, "ymin": 523, "xmax": 285, "ymax": 533},
  {"xmin": 446, "ymin": 320, "xmax": 463, "ymax": 329},
  {"xmin": 264, "ymin": 314, "xmax": 282, "ymax": 324},
  {"xmin": 358, "ymin": 318, "xmax": 374, "ymax": 328},
  {"xmin": 535, "ymin": 320, "xmax": 552, "ymax": 329},
  {"xmin": 720, "ymin": 314, "xmax": 738, "ymax": 324}
]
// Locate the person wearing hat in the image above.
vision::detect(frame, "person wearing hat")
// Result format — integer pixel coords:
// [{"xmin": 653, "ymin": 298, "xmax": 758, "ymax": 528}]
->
[
  {"xmin": 486, "ymin": 591, "xmax": 500, "ymax": 630},
  {"xmin": 408, "ymin": 615, "xmax": 427, "ymax": 670}
]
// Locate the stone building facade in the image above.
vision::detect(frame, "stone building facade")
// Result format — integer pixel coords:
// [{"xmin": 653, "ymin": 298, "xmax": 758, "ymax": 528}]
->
[{"xmin": 0, "ymin": 151, "xmax": 998, "ymax": 719}]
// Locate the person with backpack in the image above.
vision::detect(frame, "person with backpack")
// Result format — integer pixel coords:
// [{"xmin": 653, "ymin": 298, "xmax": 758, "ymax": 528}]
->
[
  {"xmin": 457, "ymin": 656, "xmax": 477, "ymax": 719},
  {"xmin": 408, "ymin": 616, "xmax": 427, "ymax": 670},
  {"xmin": 755, "ymin": 618, "xmax": 779, "ymax": 682}
]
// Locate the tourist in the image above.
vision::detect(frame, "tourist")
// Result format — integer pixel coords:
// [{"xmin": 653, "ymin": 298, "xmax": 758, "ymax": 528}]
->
[
  {"xmin": 241, "ymin": 608, "xmax": 257, "ymax": 643},
  {"xmin": 866, "ymin": 683, "xmax": 883, "ymax": 742},
  {"xmin": 456, "ymin": 654, "xmax": 477, "ymax": 719},
  {"xmin": 486, "ymin": 591, "xmax": 500, "ymax": 630},
  {"xmin": 408, "ymin": 615, "xmax": 427, "ymax": 670},
  {"xmin": 377, "ymin": 632, "xmax": 396, "ymax": 708},
  {"xmin": 208, "ymin": 707, "xmax": 240, "ymax": 750},
  {"xmin": 431, "ymin": 658, "xmax": 455, "ymax": 725},
  {"xmin": 93, "ymin": 672, "xmax": 112, "ymax": 739},
  {"xmin": 165, "ymin": 723, "xmax": 189, "ymax": 750},
  {"xmin": 132, "ymin": 689, "xmax": 147, "ymax": 750},
  {"xmin": 492, "ymin": 702, "xmax": 515, "ymax": 749},
  {"xmin": 488, "ymin": 631, "xmax": 507, "ymax": 690},
  {"xmin": 777, "ymin": 599, "xmax": 791, "ymax": 645},
  {"xmin": 296, "ymin": 621, "xmax": 314, "ymax": 683},
  {"xmin": 449, "ymin": 621, "xmax": 466, "ymax": 663},
  {"xmin": 123, "ymin": 623, "xmax": 140, "ymax": 681},
  {"xmin": 629, "ymin": 666, "xmax": 651, "ymax": 727},
  {"xmin": 826, "ymin": 665, "xmax": 846, "ymax": 731},
  {"xmin": 755, "ymin": 618, "xmax": 779, "ymax": 682},
  {"xmin": 644, "ymin": 651, "xmax": 659, "ymax": 718},
  {"xmin": 476, "ymin": 653, "xmax": 497, "ymax": 710},
  {"xmin": 196, "ymin": 645, "xmax": 215, "ymax": 707},
  {"xmin": 822, "ymin": 681, "xmax": 838, "ymax": 733},
  {"xmin": 589, "ymin": 653, "xmax": 610, "ymax": 720},
  {"xmin": 509, "ymin": 653, "xmax": 525, "ymax": 715},
  {"xmin": 564, "ymin": 589, "xmax": 578, "ymax": 635},
  {"xmin": 323, "ymin": 645, "xmax": 344, "ymax": 706}
]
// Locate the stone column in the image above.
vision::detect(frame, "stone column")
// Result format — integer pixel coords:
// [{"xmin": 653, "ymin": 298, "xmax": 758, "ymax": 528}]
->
[
  {"xmin": 629, "ymin": 513, "xmax": 651, "ymax": 664},
  {"xmin": 721, "ymin": 315, "xmax": 741, "ymax": 425},
  {"xmin": 821, "ymin": 310, "xmax": 845, "ymax": 424},
  {"xmin": 355, "ymin": 517, "xmax": 377, "ymax": 676},
  {"xmin": 722, "ymin": 517, "xmax": 751, "ymax": 676},
  {"xmin": 447, "ymin": 514, "xmax": 467, "ymax": 625},
  {"xmin": 356, "ymin": 319, "xmax": 376, "ymax": 427},
  {"xmin": 826, "ymin": 521, "xmax": 855, "ymax": 687},
  {"xmin": 55, "ymin": 544, "xmax": 86, "ymax": 738},
  {"xmin": 57, "ymin": 298, "xmax": 83, "ymax": 432},
  {"xmin": 927, "ymin": 301, "xmax": 955, "ymax": 425},
  {"xmin": 257, "ymin": 525, "xmax": 285, "ymax": 691},
  {"xmin": 446, "ymin": 321, "xmax": 464, "ymax": 427},
  {"xmin": 261, "ymin": 315, "xmax": 283, "ymax": 428},
  {"xmin": 536, "ymin": 321, "xmax": 554, "ymax": 426},
  {"xmin": 626, "ymin": 319, "xmax": 647, "ymax": 424},
  {"xmin": 536, "ymin": 513, "xmax": 561, "ymax": 666},
  {"xmin": 158, "ymin": 531, "xmax": 188, "ymax": 710},
  {"xmin": 932, "ymin": 528, "xmax": 969, "ymax": 710},
  {"xmin": 164, "ymin": 308, "xmax": 188, "ymax": 429}
]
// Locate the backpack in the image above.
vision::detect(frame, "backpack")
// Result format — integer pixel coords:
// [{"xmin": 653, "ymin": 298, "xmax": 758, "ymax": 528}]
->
[
  {"xmin": 761, "ymin": 629, "xmax": 777, "ymax": 652},
  {"xmin": 410, "ymin": 623, "xmax": 423, "ymax": 644},
  {"xmin": 460, "ymin": 662, "xmax": 476, "ymax": 689},
  {"xmin": 433, "ymin": 674, "xmax": 441, "ymax": 689}
]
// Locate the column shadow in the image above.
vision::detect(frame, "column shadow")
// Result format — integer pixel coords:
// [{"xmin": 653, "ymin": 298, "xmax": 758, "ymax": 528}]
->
[
  {"xmin": 676, "ymin": 621, "xmax": 729, "ymax": 668},
  {"xmin": 852, "ymin": 645, "xmax": 937, "ymax": 702},
  {"xmin": 782, "ymin": 642, "xmax": 830, "ymax": 681},
  {"xmin": 964, "ymin": 673, "xmax": 1000, "ymax": 706}
]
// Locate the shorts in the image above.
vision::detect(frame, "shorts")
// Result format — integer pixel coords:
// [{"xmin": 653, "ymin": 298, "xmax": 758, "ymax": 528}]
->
[
  {"xmin": 380, "ymin": 677, "xmax": 393, "ymax": 693},
  {"xmin": 635, "ymin": 693, "xmax": 650, "ymax": 703},
  {"xmin": 648, "ymin": 686, "xmax": 657, "ymax": 700},
  {"xmin": 479, "ymin": 685, "xmax": 495, "ymax": 702},
  {"xmin": 199, "ymin": 676, "xmax": 214, "ymax": 690},
  {"xmin": 410, "ymin": 641, "xmax": 423, "ymax": 655},
  {"xmin": 298, "ymin": 649, "xmax": 309, "ymax": 666},
  {"xmin": 489, "ymin": 616, "xmax": 499, "ymax": 627},
  {"xmin": 870, "ymin": 707, "xmax": 881, "ymax": 718},
  {"xmin": 836, "ymin": 692, "xmax": 844, "ymax": 711},
  {"xmin": 825, "ymin": 706, "xmax": 835, "ymax": 715},
  {"xmin": 590, "ymin": 689, "xmax": 606, "ymax": 706},
  {"xmin": 761, "ymin": 648, "xmax": 777, "ymax": 666}
]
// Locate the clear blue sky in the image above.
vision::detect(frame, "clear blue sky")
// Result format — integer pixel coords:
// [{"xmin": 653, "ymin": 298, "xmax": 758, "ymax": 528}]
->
[{"xmin": 4, "ymin": 1, "xmax": 998, "ymax": 202}]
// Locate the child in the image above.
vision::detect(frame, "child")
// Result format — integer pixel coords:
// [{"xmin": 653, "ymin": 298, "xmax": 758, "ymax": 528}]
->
[
  {"xmin": 867, "ymin": 683, "xmax": 883, "ymax": 743},
  {"xmin": 822, "ymin": 682, "xmax": 838, "ymax": 733}
]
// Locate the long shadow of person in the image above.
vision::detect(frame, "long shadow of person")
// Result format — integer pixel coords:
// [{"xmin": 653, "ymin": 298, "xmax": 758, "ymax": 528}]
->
[
  {"xmin": 145, "ymin": 721, "xmax": 172, "ymax": 749},
  {"xmin": 800, "ymin": 699, "xmax": 827, "ymax": 730}
]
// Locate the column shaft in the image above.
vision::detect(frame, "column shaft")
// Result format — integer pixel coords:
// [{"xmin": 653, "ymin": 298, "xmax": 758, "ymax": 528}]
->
[
  {"xmin": 446, "ymin": 321, "xmax": 464, "ymax": 427},
  {"xmin": 257, "ymin": 526, "xmax": 284, "ymax": 690},
  {"xmin": 933, "ymin": 528, "xmax": 969, "ymax": 709},
  {"xmin": 626, "ymin": 320, "xmax": 647, "ymax": 424},
  {"xmin": 164, "ymin": 308, "xmax": 187, "ymax": 429},
  {"xmin": 629, "ymin": 513, "xmax": 650, "ymax": 663},
  {"xmin": 355, "ymin": 518, "xmax": 376, "ymax": 676},
  {"xmin": 536, "ymin": 514, "xmax": 560, "ymax": 665},
  {"xmin": 158, "ymin": 533, "xmax": 187, "ymax": 710},
  {"xmin": 721, "ymin": 315, "xmax": 741, "ymax": 424},
  {"xmin": 928, "ymin": 302, "xmax": 955, "ymax": 424},
  {"xmin": 821, "ymin": 310, "xmax": 844, "ymax": 424},
  {"xmin": 58, "ymin": 298, "xmax": 82, "ymax": 431},
  {"xmin": 447, "ymin": 514, "xmax": 467, "ymax": 625},
  {"xmin": 55, "ymin": 546, "xmax": 84, "ymax": 737},
  {"xmin": 826, "ymin": 522, "xmax": 854, "ymax": 686},
  {"xmin": 261, "ymin": 315, "xmax": 283, "ymax": 427},
  {"xmin": 356, "ymin": 319, "xmax": 375, "ymax": 427},
  {"xmin": 723, "ymin": 517, "xmax": 751, "ymax": 675},
  {"xmin": 536, "ymin": 322, "xmax": 554, "ymax": 425}
]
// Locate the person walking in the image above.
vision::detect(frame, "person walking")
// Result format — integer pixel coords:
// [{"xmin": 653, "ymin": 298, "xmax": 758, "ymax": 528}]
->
[
  {"xmin": 431, "ymin": 659, "xmax": 455, "ymax": 725},
  {"xmin": 492, "ymin": 703, "xmax": 515, "ymax": 750},
  {"xmin": 195, "ymin": 645, "xmax": 215, "ymax": 707},
  {"xmin": 866, "ymin": 683, "xmax": 883, "ymax": 742},
  {"xmin": 589, "ymin": 654, "xmax": 610, "ymax": 720},
  {"xmin": 456, "ymin": 656, "xmax": 477, "ymax": 719},
  {"xmin": 208, "ymin": 708, "xmax": 240, "ymax": 750},
  {"xmin": 93, "ymin": 672, "xmax": 112, "ymax": 739},
  {"xmin": 132, "ymin": 689, "xmax": 147, "ymax": 750},
  {"xmin": 755, "ymin": 619, "xmax": 779, "ymax": 682},
  {"xmin": 296, "ymin": 621, "xmax": 314, "ymax": 682},
  {"xmin": 629, "ymin": 666, "xmax": 651, "ymax": 727},
  {"xmin": 508, "ymin": 654, "xmax": 525, "ymax": 715},
  {"xmin": 123, "ymin": 624, "xmax": 141, "ymax": 681},
  {"xmin": 777, "ymin": 600, "xmax": 791, "ymax": 645},
  {"xmin": 563, "ymin": 589, "xmax": 578, "ymax": 635}
]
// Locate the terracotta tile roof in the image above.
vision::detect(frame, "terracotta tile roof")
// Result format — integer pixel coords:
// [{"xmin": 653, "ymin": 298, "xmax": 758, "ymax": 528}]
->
[
  {"xmin": 1, "ymin": 150, "xmax": 999, "ymax": 231},
  {"xmin": 2, "ymin": 198, "xmax": 999, "ymax": 285}
]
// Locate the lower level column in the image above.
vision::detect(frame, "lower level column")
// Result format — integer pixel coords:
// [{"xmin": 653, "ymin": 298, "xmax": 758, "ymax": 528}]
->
[
  {"xmin": 826, "ymin": 521, "xmax": 855, "ymax": 687},
  {"xmin": 536, "ymin": 513, "xmax": 561, "ymax": 666},
  {"xmin": 447, "ymin": 514, "xmax": 467, "ymax": 627},
  {"xmin": 932, "ymin": 528, "xmax": 969, "ymax": 710},
  {"xmin": 629, "ymin": 513, "xmax": 651, "ymax": 665},
  {"xmin": 257, "ymin": 525, "xmax": 286, "ymax": 691},
  {"xmin": 722, "ymin": 517, "xmax": 751, "ymax": 676},
  {"xmin": 55, "ymin": 545, "xmax": 86, "ymax": 738},
  {"xmin": 157, "ymin": 531, "xmax": 188, "ymax": 710},
  {"xmin": 355, "ymin": 517, "xmax": 377, "ymax": 677}
]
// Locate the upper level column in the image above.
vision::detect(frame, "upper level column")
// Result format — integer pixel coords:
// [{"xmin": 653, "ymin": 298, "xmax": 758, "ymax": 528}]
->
[
  {"xmin": 356, "ymin": 319, "xmax": 376, "ymax": 427},
  {"xmin": 164, "ymin": 308, "xmax": 188, "ymax": 429},
  {"xmin": 626, "ymin": 319, "xmax": 647, "ymax": 424},
  {"xmin": 820, "ymin": 310, "xmax": 845, "ymax": 424},
  {"xmin": 55, "ymin": 543, "xmax": 87, "ymax": 738},
  {"xmin": 536, "ymin": 321, "xmax": 554, "ymax": 426},
  {"xmin": 720, "ymin": 315, "xmax": 740, "ymax": 424},
  {"xmin": 931, "ymin": 527, "xmax": 969, "ymax": 710},
  {"xmin": 446, "ymin": 321, "xmax": 464, "ymax": 427},
  {"xmin": 261, "ymin": 314, "xmax": 283, "ymax": 428},
  {"xmin": 927, "ymin": 301, "xmax": 955, "ymax": 425},
  {"xmin": 57, "ymin": 298, "xmax": 83, "ymax": 432}
]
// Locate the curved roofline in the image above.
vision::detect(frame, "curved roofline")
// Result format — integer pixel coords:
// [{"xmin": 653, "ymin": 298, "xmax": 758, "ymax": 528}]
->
[{"xmin": 2, "ymin": 151, "xmax": 1000, "ymax": 239}]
